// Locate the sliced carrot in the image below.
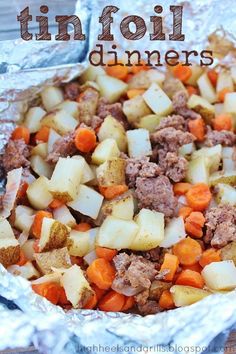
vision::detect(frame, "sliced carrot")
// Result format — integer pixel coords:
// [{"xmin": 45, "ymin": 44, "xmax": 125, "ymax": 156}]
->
[
  {"xmin": 130, "ymin": 60, "xmax": 149, "ymax": 74},
  {"xmin": 178, "ymin": 206, "xmax": 193, "ymax": 220},
  {"xmin": 188, "ymin": 117, "xmax": 205, "ymax": 141},
  {"xmin": 16, "ymin": 250, "xmax": 28, "ymax": 266},
  {"xmin": 70, "ymin": 256, "xmax": 83, "ymax": 266},
  {"xmin": 74, "ymin": 127, "xmax": 96, "ymax": 153},
  {"xmin": 11, "ymin": 126, "xmax": 30, "ymax": 144},
  {"xmin": 186, "ymin": 85, "xmax": 198, "ymax": 97},
  {"xmin": 99, "ymin": 185, "xmax": 128, "ymax": 200},
  {"xmin": 199, "ymin": 248, "xmax": 221, "ymax": 268},
  {"xmin": 218, "ymin": 88, "xmax": 232, "ymax": 103},
  {"xmin": 186, "ymin": 183, "xmax": 212, "ymax": 211},
  {"xmin": 185, "ymin": 211, "xmax": 205, "ymax": 238},
  {"xmin": 127, "ymin": 89, "xmax": 146, "ymax": 99},
  {"xmin": 182, "ymin": 263, "xmax": 202, "ymax": 273},
  {"xmin": 185, "ymin": 222, "xmax": 203, "ymax": 238},
  {"xmin": 33, "ymin": 240, "xmax": 40, "ymax": 253},
  {"xmin": 159, "ymin": 290, "xmax": 175, "ymax": 309},
  {"xmin": 98, "ymin": 290, "xmax": 125, "ymax": 312},
  {"xmin": 173, "ymin": 182, "xmax": 192, "ymax": 196},
  {"xmin": 32, "ymin": 282, "xmax": 62, "ymax": 305},
  {"xmin": 95, "ymin": 247, "xmax": 118, "ymax": 261},
  {"xmin": 35, "ymin": 126, "xmax": 50, "ymax": 143},
  {"xmin": 31, "ymin": 210, "xmax": 53, "ymax": 239},
  {"xmin": 106, "ymin": 60, "xmax": 129, "ymax": 80},
  {"xmin": 92, "ymin": 284, "xmax": 107, "ymax": 301},
  {"xmin": 49, "ymin": 199, "xmax": 64, "ymax": 209},
  {"xmin": 86, "ymin": 258, "xmax": 116, "ymax": 290},
  {"xmin": 160, "ymin": 254, "xmax": 179, "ymax": 282},
  {"xmin": 207, "ymin": 69, "xmax": 218, "ymax": 87},
  {"xmin": 172, "ymin": 64, "xmax": 192, "ymax": 83},
  {"xmin": 175, "ymin": 269, "xmax": 204, "ymax": 289},
  {"xmin": 83, "ymin": 292, "xmax": 98, "ymax": 310},
  {"xmin": 58, "ymin": 287, "xmax": 70, "ymax": 306},
  {"xmin": 124, "ymin": 73, "xmax": 134, "ymax": 83},
  {"xmin": 74, "ymin": 223, "xmax": 91, "ymax": 232},
  {"xmin": 213, "ymin": 114, "xmax": 233, "ymax": 132},
  {"xmin": 122, "ymin": 296, "xmax": 135, "ymax": 311},
  {"xmin": 17, "ymin": 181, "xmax": 29, "ymax": 199},
  {"xmin": 173, "ymin": 237, "xmax": 203, "ymax": 266}
]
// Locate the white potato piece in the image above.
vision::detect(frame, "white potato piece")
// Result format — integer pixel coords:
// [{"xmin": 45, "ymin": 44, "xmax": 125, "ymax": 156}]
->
[
  {"xmin": 170, "ymin": 285, "xmax": 211, "ymax": 307},
  {"xmin": 47, "ymin": 129, "xmax": 61, "ymax": 153},
  {"xmin": 130, "ymin": 209, "xmax": 164, "ymax": 251},
  {"xmin": 224, "ymin": 92, "xmax": 236, "ymax": 115},
  {"xmin": 123, "ymin": 95, "xmax": 152, "ymax": 124},
  {"xmin": 80, "ymin": 65, "xmax": 106, "ymax": 83},
  {"xmin": 191, "ymin": 144, "xmax": 222, "ymax": 173},
  {"xmin": 60, "ymin": 265, "xmax": 93, "ymax": 308},
  {"xmin": 72, "ymin": 156, "xmax": 95, "ymax": 184},
  {"xmin": 185, "ymin": 64, "xmax": 203, "ymax": 86},
  {"xmin": 187, "ymin": 94, "xmax": 215, "ymax": 123},
  {"xmin": 39, "ymin": 217, "xmax": 69, "ymax": 252},
  {"xmin": 68, "ymin": 185, "xmax": 104, "ymax": 219},
  {"xmin": 186, "ymin": 156, "xmax": 210, "ymax": 184},
  {"xmin": 202, "ymin": 261, "xmax": 236, "ymax": 290},
  {"xmin": 41, "ymin": 86, "xmax": 64, "ymax": 111},
  {"xmin": 14, "ymin": 205, "xmax": 35, "ymax": 233},
  {"xmin": 55, "ymin": 100, "xmax": 80, "ymax": 119},
  {"xmin": 137, "ymin": 114, "xmax": 163, "ymax": 133},
  {"xmin": 143, "ymin": 83, "xmax": 173, "ymax": 116},
  {"xmin": 96, "ymin": 158, "xmax": 126, "ymax": 186},
  {"xmin": 216, "ymin": 70, "xmax": 234, "ymax": 93},
  {"xmin": 21, "ymin": 240, "xmax": 35, "ymax": 261},
  {"xmin": 67, "ymin": 230, "xmax": 90, "ymax": 257},
  {"xmin": 209, "ymin": 170, "xmax": 236, "ymax": 187},
  {"xmin": 179, "ymin": 142, "xmax": 195, "ymax": 157},
  {"xmin": 49, "ymin": 157, "xmax": 85, "ymax": 202},
  {"xmin": 96, "ymin": 216, "xmax": 138, "ymax": 249},
  {"xmin": 41, "ymin": 110, "xmax": 78, "ymax": 135},
  {"xmin": 27, "ymin": 176, "xmax": 53, "ymax": 210},
  {"xmin": 160, "ymin": 217, "xmax": 186, "ymax": 248},
  {"xmin": 91, "ymin": 138, "xmax": 120, "ymax": 165},
  {"xmin": 0, "ymin": 238, "xmax": 20, "ymax": 267},
  {"xmin": 101, "ymin": 193, "xmax": 134, "ymax": 221},
  {"xmin": 214, "ymin": 103, "xmax": 225, "ymax": 116},
  {"xmin": 24, "ymin": 107, "xmax": 46, "ymax": 133},
  {"xmin": 127, "ymin": 129, "xmax": 152, "ymax": 158},
  {"xmin": 128, "ymin": 69, "xmax": 165, "ymax": 90},
  {"xmin": 30, "ymin": 155, "xmax": 53, "ymax": 179},
  {"xmin": 0, "ymin": 219, "xmax": 15, "ymax": 239},
  {"xmin": 8, "ymin": 262, "xmax": 40, "ymax": 280},
  {"xmin": 96, "ymin": 75, "xmax": 127, "ymax": 103},
  {"xmin": 34, "ymin": 247, "xmax": 71, "ymax": 274},
  {"xmin": 197, "ymin": 73, "xmax": 216, "ymax": 103},
  {"xmin": 222, "ymin": 147, "xmax": 236, "ymax": 172},
  {"xmin": 53, "ymin": 205, "xmax": 76, "ymax": 228},
  {"xmin": 215, "ymin": 183, "xmax": 236, "ymax": 206},
  {"xmin": 98, "ymin": 115, "xmax": 127, "ymax": 152},
  {"xmin": 31, "ymin": 143, "xmax": 48, "ymax": 159}
]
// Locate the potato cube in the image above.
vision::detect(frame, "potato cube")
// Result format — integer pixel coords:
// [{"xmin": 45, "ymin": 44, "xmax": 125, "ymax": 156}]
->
[
  {"xmin": 143, "ymin": 83, "xmax": 173, "ymax": 116},
  {"xmin": 30, "ymin": 155, "xmax": 53, "ymax": 179},
  {"xmin": 27, "ymin": 176, "xmax": 53, "ymax": 210},
  {"xmin": 47, "ymin": 129, "xmax": 61, "ymax": 153},
  {"xmin": 209, "ymin": 171, "xmax": 236, "ymax": 187},
  {"xmin": 0, "ymin": 238, "xmax": 20, "ymax": 268},
  {"xmin": 39, "ymin": 218, "xmax": 69, "ymax": 252},
  {"xmin": 34, "ymin": 247, "xmax": 71, "ymax": 274},
  {"xmin": 221, "ymin": 242, "xmax": 236, "ymax": 265},
  {"xmin": 170, "ymin": 285, "xmax": 211, "ymax": 307},
  {"xmin": 98, "ymin": 115, "xmax": 127, "ymax": 152},
  {"xmin": 216, "ymin": 70, "xmax": 234, "ymax": 93},
  {"xmin": 24, "ymin": 107, "xmax": 46, "ymax": 133},
  {"xmin": 55, "ymin": 100, "xmax": 80, "ymax": 119},
  {"xmin": 53, "ymin": 205, "xmax": 76, "ymax": 228},
  {"xmin": 186, "ymin": 156, "xmax": 210, "ymax": 185},
  {"xmin": 72, "ymin": 155, "xmax": 95, "ymax": 184},
  {"xmin": 185, "ymin": 64, "xmax": 203, "ymax": 86},
  {"xmin": 91, "ymin": 138, "xmax": 120, "ymax": 165},
  {"xmin": 0, "ymin": 219, "xmax": 15, "ymax": 239},
  {"xmin": 137, "ymin": 114, "xmax": 163, "ymax": 133},
  {"xmin": 67, "ymin": 230, "xmax": 90, "ymax": 257},
  {"xmin": 197, "ymin": 73, "xmax": 216, "ymax": 103},
  {"xmin": 41, "ymin": 110, "xmax": 78, "ymax": 135},
  {"xmin": 96, "ymin": 158, "xmax": 126, "ymax": 186},
  {"xmin": 215, "ymin": 184, "xmax": 236, "ymax": 206},
  {"xmin": 41, "ymin": 86, "xmax": 64, "ymax": 111},
  {"xmin": 101, "ymin": 192, "xmax": 134, "ymax": 221},
  {"xmin": 80, "ymin": 65, "xmax": 106, "ymax": 83},
  {"xmin": 96, "ymin": 75, "xmax": 127, "ymax": 103},
  {"xmin": 160, "ymin": 216, "xmax": 186, "ymax": 248},
  {"xmin": 14, "ymin": 205, "xmax": 35, "ymax": 233},
  {"xmin": 8, "ymin": 261, "xmax": 40, "ymax": 280},
  {"xmin": 123, "ymin": 95, "xmax": 152, "ymax": 124},
  {"xmin": 202, "ymin": 260, "xmax": 236, "ymax": 290},
  {"xmin": 31, "ymin": 143, "xmax": 48, "ymax": 159},
  {"xmin": 191, "ymin": 144, "xmax": 222, "ymax": 173},
  {"xmin": 21, "ymin": 240, "xmax": 35, "ymax": 261},
  {"xmin": 127, "ymin": 129, "xmax": 152, "ymax": 158},
  {"xmin": 224, "ymin": 92, "xmax": 236, "ymax": 115},
  {"xmin": 187, "ymin": 94, "xmax": 215, "ymax": 123},
  {"xmin": 222, "ymin": 147, "xmax": 236, "ymax": 172}
]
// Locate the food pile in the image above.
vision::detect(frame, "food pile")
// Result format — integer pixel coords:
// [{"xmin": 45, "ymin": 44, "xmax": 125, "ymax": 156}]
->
[{"xmin": 0, "ymin": 61, "xmax": 236, "ymax": 315}]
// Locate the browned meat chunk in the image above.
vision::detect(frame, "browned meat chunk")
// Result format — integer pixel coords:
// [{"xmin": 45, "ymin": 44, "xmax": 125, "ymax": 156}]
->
[
  {"xmin": 156, "ymin": 115, "xmax": 185, "ymax": 131},
  {"xmin": 64, "ymin": 82, "xmax": 80, "ymax": 101},
  {"xmin": 90, "ymin": 115, "xmax": 104, "ymax": 130},
  {"xmin": 125, "ymin": 157, "xmax": 161, "ymax": 188},
  {"xmin": 159, "ymin": 152, "xmax": 188, "ymax": 182},
  {"xmin": 78, "ymin": 88, "xmax": 99, "ymax": 125},
  {"xmin": 205, "ymin": 204, "xmax": 236, "ymax": 248},
  {"xmin": 172, "ymin": 90, "xmax": 200, "ymax": 119},
  {"xmin": 47, "ymin": 131, "xmax": 77, "ymax": 164},
  {"xmin": 135, "ymin": 175, "xmax": 177, "ymax": 218},
  {"xmin": 137, "ymin": 300, "xmax": 161, "ymax": 315},
  {"xmin": 2, "ymin": 139, "xmax": 30, "ymax": 172},
  {"xmin": 97, "ymin": 98, "xmax": 129, "ymax": 129},
  {"xmin": 0, "ymin": 194, "xmax": 3, "ymax": 210},
  {"xmin": 204, "ymin": 126, "xmax": 236, "ymax": 147}
]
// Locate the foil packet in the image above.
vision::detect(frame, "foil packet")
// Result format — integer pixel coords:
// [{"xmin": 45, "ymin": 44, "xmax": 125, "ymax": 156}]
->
[{"xmin": 1, "ymin": 0, "xmax": 236, "ymax": 353}]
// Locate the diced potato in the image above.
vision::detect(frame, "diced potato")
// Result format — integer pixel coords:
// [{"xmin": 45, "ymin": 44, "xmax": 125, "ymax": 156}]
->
[
  {"xmin": 27, "ymin": 176, "xmax": 53, "ymax": 210},
  {"xmin": 197, "ymin": 73, "xmax": 217, "ymax": 103},
  {"xmin": 53, "ymin": 205, "xmax": 76, "ymax": 228},
  {"xmin": 21, "ymin": 240, "xmax": 35, "ymax": 261},
  {"xmin": 34, "ymin": 247, "xmax": 71, "ymax": 274},
  {"xmin": 40, "ymin": 86, "xmax": 64, "ymax": 111},
  {"xmin": 187, "ymin": 94, "xmax": 215, "ymax": 123},
  {"xmin": 149, "ymin": 280, "xmax": 172, "ymax": 300},
  {"xmin": 49, "ymin": 157, "xmax": 85, "ymax": 202},
  {"xmin": 130, "ymin": 209, "xmax": 164, "ymax": 251},
  {"xmin": 202, "ymin": 261, "xmax": 236, "ymax": 290},
  {"xmin": 216, "ymin": 69, "xmax": 234, "ymax": 93},
  {"xmin": 8, "ymin": 261, "xmax": 40, "ymax": 280},
  {"xmin": 222, "ymin": 147, "xmax": 236, "ymax": 172},
  {"xmin": 55, "ymin": 100, "xmax": 80, "ymax": 119},
  {"xmin": 100, "ymin": 192, "xmax": 134, "ymax": 221},
  {"xmin": 137, "ymin": 114, "xmax": 163, "ymax": 133},
  {"xmin": 39, "ymin": 217, "xmax": 69, "ymax": 252},
  {"xmin": 97, "ymin": 115, "xmax": 127, "ymax": 152},
  {"xmin": 60, "ymin": 265, "xmax": 93, "ymax": 308},
  {"xmin": 160, "ymin": 217, "xmax": 186, "ymax": 248},
  {"xmin": 30, "ymin": 155, "xmax": 53, "ymax": 179},
  {"xmin": 224, "ymin": 92, "xmax": 236, "ymax": 115},
  {"xmin": 41, "ymin": 110, "xmax": 78, "ymax": 135},
  {"xmin": 96, "ymin": 158, "xmax": 126, "ymax": 186},
  {"xmin": 185, "ymin": 64, "xmax": 203, "ymax": 86},
  {"xmin": 91, "ymin": 138, "xmax": 120, "ymax": 165},
  {"xmin": 68, "ymin": 185, "xmax": 103, "ymax": 219},
  {"xmin": 191, "ymin": 144, "xmax": 222, "ymax": 173},
  {"xmin": 143, "ymin": 83, "xmax": 173, "ymax": 116},
  {"xmin": 170, "ymin": 285, "xmax": 211, "ymax": 307},
  {"xmin": 72, "ymin": 155, "xmax": 95, "ymax": 184},
  {"xmin": 31, "ymin": 272, "xmax": 61, "ymax": 285},
  {"xmin": 14, "ymin": 205, "xmax": 35, "ymax": 232},
  {"xmin": 123, "ymin": 95, "xmax": 152, "ymax": 124},
  {"xmin": 214, "ymin": 103, "xmax": 225, "ymax": 116},
  {"xmin": 24, "ymin": 107, "xmax": 46, "ymax": 133},
  {"xmin": 209, "ymin": 171, "xmax": 236, "ymax": 187},
  {"xmin": 0, "ymin": 219, "xmax": 15, "ymax": 239},
  {"xmin": 0, "ymin": 238, "xmax": 20, "ymax": 267},
  {"xmin": 127, "ymin": 129, "xmax": 152, "ymax": 158},
  {"xmin": 67, "ymin": 230, "xmax": 90, "ymax": 257},
  {"xmin": 128, "ymin": 69, "xmax": 165, "ymax": 90},
  {"xmin": 215, "ymin": 184, "xmax": 236, "ymax": 206},
  {"xmin": 186, "ymin": 156, "xmax": 210, "ymax": 184},
  {"xmin": 96, "ymin": 75, "xmax": 127, "ymax": 103},
  {"xmin": 47, "ymin": 128, "xmax": 61, "ymax": 153},
  {"xmin": 31, "ymin": 143, "xmax": 48, "ymax": 159},
  {"xmin": 80, "ymin": 65, "xmax": 106, "ymax": 83},
  {"xmin": 221, "ymin": 242, "xmax": 236, "ymax": 265},
  {"xmin": 96, "ymin": 216, "xmax": 138, "ymax": 249},
  {"xmin": 179, "ymin": 142, "xmax": 195, "ymax": 158},
  {"xmin": 163, "ymin": 74, "xmax": 187, "ymax": 99}
]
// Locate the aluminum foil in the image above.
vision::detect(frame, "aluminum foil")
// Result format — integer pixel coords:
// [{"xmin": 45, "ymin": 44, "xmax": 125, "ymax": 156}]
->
[{"xmin": 1, "ymin": 0, "xmax": 236, "ymax": 353}]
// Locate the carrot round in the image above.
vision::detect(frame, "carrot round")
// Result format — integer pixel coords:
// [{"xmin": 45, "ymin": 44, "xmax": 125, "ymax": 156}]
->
[
  {"xmin": 173, "ymin": 237, "xmax": 203, "ymax": 266},
  {"xmin": 74, "ymin": 127, "xmax": 96, "ymax": 153},
  {"xmin": 207, "ymin": 69, "xmax": 218, "ymax": 87},
  {"xmin": 74, "ymin": 223, "xmax": 91, "ymax": 232},
  {"xmin": 98, "ymin": 290, "xmax": 125, "ymax": 312},
  {"xmin": 17, "ymin": 181, "xmax": 29, "ymax": 199},
  {"xmin": 160, "ymin": 253, "xmax": 179, "ymax": 282},
  {"xmin": 175, "ymin": 269, "xmax": 205, "ymax": 289},
  {"xmin": 106, "ymin": 61, "xmax": 129, "ymax": 80},
  {"xmin": 86, "ymin": 258, "xmax": 116, "ymax": 290},
  {"xmin": 83, "ymin": 292, "xmax": 98, "ymax": 310},
  {"xmin": 186, "ymin": 85, "xmax": 198, "ymax": 97},
  {"xmin": 92, "ymin": 284, "xmax": 107, "ymax": 301},
  {"xmin": 188, "ymin": 117, "xmax": 205, "ymax": 141},
  {"xmin": 130, "ymin": 60, "xmax": 149, "ymax": 74},
  {"xmin": 182, "ymin": 262, "xmax": 202, "ymax": 273},
  {"xmin": 127, "ymin": 89, "xmax": 146, "ymax": 99},
  {"xmin": 58, "ymin": 287, "xmax": 70, "ymax": 306},
  {"xmin": 122, "ymin": 296, "xmax": 135, "ymax": 311},
  {"xmin": 49, "ymin": 199, "xmax": 64, "ymax": 209},
  {"xmin": 172, "ymin": 64, "xmax": 192, "ymax": 83},
  {"xmin": 218, "ymin": 88, "xmax": 232, "ymax": 103},
  {"xmin": 16, "ymin": 250, "xmax": 28, "ymax": 266},
  {"xmin": 213, "ymin": 114, "xmax": 233, "ymax": 132},
  {"xmin": 186, "ymin": 183, "xmax": 212, "ymax": 211},
  {"xmin": 173, "ymin": 182, "xmax": 192, "ymax": 196},
  {"xmin": 178, "ymin": 206, "xmax": 193, "ymax": 220},
  {"xmin": 185, "ymin": 211, "xmax": 205, "ymax": 238},
  {"xmin": 35, "ymin": 126, "xmax": 50, "ymax": 143},
  {"xmin": 31, "ymin": 211, "xmax": 53, "ymax": 239},
  {"xmin": 99, "ymin": 185, "xmax": 128, "ymax": 200},
  {"xmin": 159, "ymin": 290, "xmax": 175, "ymax": 310},
  {"xmin": 95, "ymin": 246, "xmax": 118, "ymax": 261},
  {"xmin": 199, "ymin": 248, "xmax": 221, "ymax": 268},
  {"xmin": 32, "ymin": 282, "xmax": 62, "ymax": 305},
  {"xmin": 11, "ymin": 126, "xmax": 30, "ymax": 144}
]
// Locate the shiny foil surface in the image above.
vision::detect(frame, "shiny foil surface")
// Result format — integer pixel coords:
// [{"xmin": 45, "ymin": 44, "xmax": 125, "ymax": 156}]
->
[{"xmin": 0, "ymin": 0, "xmax": 236, "ymax": 353}]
